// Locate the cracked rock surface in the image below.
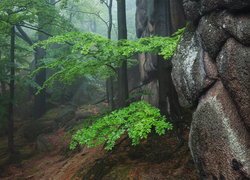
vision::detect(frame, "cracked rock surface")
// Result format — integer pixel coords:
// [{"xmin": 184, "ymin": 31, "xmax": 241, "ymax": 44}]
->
[{"xmin": 172, "ymin": 0, "xmax": 250, "ymax": 178}]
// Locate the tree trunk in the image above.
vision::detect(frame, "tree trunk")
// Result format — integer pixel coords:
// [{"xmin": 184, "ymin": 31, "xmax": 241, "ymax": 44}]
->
[
  {"xmin": 117, "ymin": 0, "xmax": 129, "ymax": 108},
  {"xmin": 155, "ymin": 0, "xmax": 171, "ymax": 115},
  {"xmin": 0, "ymin": 50, "xmax": 7, "ymax": 96},
  {"xmin": 155, "ymin": 0, "xmax": 185, "ymax": 140},
  {"xmin": 8, "ymin": 26, "xmax": 15, "ymax": 153},
  {"xmin": 107, "ymin": 0, "xmax": 113, "ymax": 39},
  {"xmin": 34, "ymin": 45, "xmax": 46, "ymax": 119},
  {"xmin": 106, "ymin": 0, "xmax": 115, "ymax": 110},
  {"xmin": 34, "ymin": 17, "xmax": 47, "ymax": 119},
  {"xmin": 34, "ymin": 0, "xmax": 55, "ymax": 119}
]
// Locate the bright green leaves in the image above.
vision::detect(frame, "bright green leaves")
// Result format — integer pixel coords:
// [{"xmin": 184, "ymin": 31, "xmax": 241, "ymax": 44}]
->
[
  {"xmin": 33, "ymin": 28, "xmax": 185, "ymax": 88},
  {"xmin": 38, "ymin": 28, "xmax": 185, "ymax": 60},
  {"xmin": 70, "ymin": 101, "xmax": 173, "ymax": 150}
]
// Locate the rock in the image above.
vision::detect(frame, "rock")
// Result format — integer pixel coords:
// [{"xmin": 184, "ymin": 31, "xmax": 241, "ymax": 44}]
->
[
  {"xmin": 200, "ymin": 0, "xmax": 225, "ymax": 13},
  {"xmin": 217, "ymin": 38, "xmax": 250, "ymax": 130},
  {"xmin": 224, "ymin": 0, "xmax": 250, "ymax": 10},
  {"xmin": 138, "ymin": 53, "xmax": 157, "ymax": 82},
  {"xmin": 217, "ymin": 11, "xmax": 250, "ymax": 45},
  {"xmin": 199, "ymin": 0, "xmax": 250, "ymax": 13},
  {"xmin": 172, "ymin": 0, "xmax": 250, "ymax": 178},
  {"xmin": 190, "ymin": 81, "xmax": 250, "ymax": 179},
  {"xmin": 141, "ymin": 80, "xmax": 159, "ymax": 107},
  {"xmin": 55, "ymin": 105, "xmax": 76, "ymax": 127},
  {"xmin": 172, "ymin": 31, "xmax": 218, "ymax": 108},
  {"xmin": 184, "ymin": 0, "xmax": 250, "ymax": 21},
  {"xmin": 197, "ymin": 13, "xmax": 229, "ymax": 59},
  {"xmin": 183, "ymin": 0, "xmax": 201, "ymax": 21}
]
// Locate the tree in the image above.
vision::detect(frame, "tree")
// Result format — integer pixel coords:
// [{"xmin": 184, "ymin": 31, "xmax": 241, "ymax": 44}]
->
[
  {"xmin": 100, "ymin": 0, "xmax": 115, "ymax": 109},
  {"xmin": 33, "ymin": 1, "xmax": 55, "ymax": 119},
  {"xmin": 33, "ymin": 29, "xmax": 184, "ymax": 97},
  {"xmin": 117, "ymin": 0, "xmax": 129, "ymax": 108},
  {"xmin": 0, "ymin": 0, "xmax": 74, "ymax": 153},
  {"xmin": 8, "ymin": 26, "xmax": 15, "ymax": 153}
]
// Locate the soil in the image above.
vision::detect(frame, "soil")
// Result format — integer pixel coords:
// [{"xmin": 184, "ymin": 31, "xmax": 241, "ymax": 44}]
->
[{"xmin": 0, "ymin": 104, "xmax": 198, "ymax": 180}]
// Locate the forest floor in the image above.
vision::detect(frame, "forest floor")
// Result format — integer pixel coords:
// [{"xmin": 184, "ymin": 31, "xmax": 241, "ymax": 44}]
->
[{"xmin": 0, "ymin": 103, "xmax": 198, "ymax": 180}]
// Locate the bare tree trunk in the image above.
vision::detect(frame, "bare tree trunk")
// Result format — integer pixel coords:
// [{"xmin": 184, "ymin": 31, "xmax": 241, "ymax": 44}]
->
[
  {"xmin": 107, "ymin": 0, "xmax": 113, "ymax": 39},
  {"xmin": 0, "ymin": 50, "xmax": 7, "ymax": 96},
  {"xmin": 34, "ymin": 0, "xmax": 55, "ymax": 119},
  {"xmin": 117, "ymin": 0, "xmax": 129, "ymax": 108},
  {"xmin": 34, "ymin": 15, "xmax": 47, "ymax": 119},
  {"xmin": 0, "ymin": 82, "xmax": 7, "ymax": 96},
  {"xmin": 106, "ymin": 0, "xmax": 115, "ymax": 110},
  {"xmin": 8, "ymin": 26, "xmax": 15, "ymax": 153},
  {"xmin": 34, "ymin": 44, "xmax": 46, "ymax": 119}
]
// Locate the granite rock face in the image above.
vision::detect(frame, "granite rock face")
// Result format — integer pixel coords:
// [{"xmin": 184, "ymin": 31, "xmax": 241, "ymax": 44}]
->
[
  {"xmin": 217, "ymin": 38, "xmax": 250, "ymax": 130},
  {"xmin": 197, "ymin": 13, "xmax": 229, "ymax": 59},
  {"xmin": 172, "ymin": 0, "xmax": 250, "ymax": 178},
  {"xmin": 183, "ymin": 0, "xmax": 250, "ymax": 21},
  {"xmin": 190, "ymin": 81, "xmax": 250, "ymax": 179},
  {"xmin": 172, "ymin": 31, "xmax": 217, "ymax": 108},
  {"xmin": 217, "ymin": 11, "xmax": 250, "ymax": 45}
]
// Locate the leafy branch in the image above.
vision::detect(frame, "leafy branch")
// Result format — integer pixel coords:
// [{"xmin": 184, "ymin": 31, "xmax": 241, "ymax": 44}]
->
[
  {"xmin": 31, "ymin": 28, "xmax": 185, "ymax": 89},
  {"xmin": 70, "ymin": 101, "xmax": 173, "ymax": 150}
]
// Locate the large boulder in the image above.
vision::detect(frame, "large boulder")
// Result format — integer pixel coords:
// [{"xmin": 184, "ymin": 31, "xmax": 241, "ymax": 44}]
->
[
  {"xmin": 217, "ymin": 38, "xmax": 250, "ymax": 130},
  {"xmin": 217, "ymin": 11, "xmax": 250, "ymax": 45},
  {"xmin": 172, "ymin": 31, "xmax": 218, "ymax": 108},
  {"xmin": 190, "ymin": 81, "xmax": 250, "ymax": 179},
  {"xmin": 184, "ymin": 0, "xmax": 250, "ymax": 21},
  {"xmin": 173, "ymin": 0, "xmax": 250, "ymax": 178},
  {"xmin": 197, "ymin": 13, "xmax": 229, "ymax": 59},
  {"xmin": 183, "ymin": 0, "xmax": 201, "ymax": 21}
]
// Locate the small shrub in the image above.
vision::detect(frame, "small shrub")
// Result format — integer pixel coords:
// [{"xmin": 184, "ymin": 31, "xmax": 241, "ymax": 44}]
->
[{"xmin": 70, "ymin": 101, "xmax": 172, "ymax": 150}]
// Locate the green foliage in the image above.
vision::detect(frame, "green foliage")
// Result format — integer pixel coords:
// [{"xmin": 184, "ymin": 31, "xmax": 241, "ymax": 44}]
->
[
  {"xmin": 70, "ymin": 101, "xmax": 173, "ymax": 150},
  {"xmin": 33, "ymin": 28, "xmax": 185, "ymax": 90}
]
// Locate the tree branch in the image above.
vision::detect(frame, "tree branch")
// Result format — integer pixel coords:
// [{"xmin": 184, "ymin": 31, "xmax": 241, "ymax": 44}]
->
[
  {"xmin": 64, "ymin": 8, "xmax": 109, "ymax": 29},
  {"xmin": 16, "ymin": 25, "xmax": 33, "ymax": 45},
  {"xmin": 19, "ymin": 24, "xmax": 53, "ymax": 37},
  {"xmin": 105, "ymin": 63, "xmax": 117, "ymax": 74}
]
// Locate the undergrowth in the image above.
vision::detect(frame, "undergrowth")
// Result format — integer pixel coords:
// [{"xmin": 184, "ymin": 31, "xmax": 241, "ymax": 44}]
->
[{"xmin": 70, "ymin": 101, "xmax": 172, "ymax": 150}]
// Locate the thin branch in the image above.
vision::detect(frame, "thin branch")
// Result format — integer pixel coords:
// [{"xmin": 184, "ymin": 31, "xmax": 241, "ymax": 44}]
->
[
  {"xmin": 64, "ymin": 8, "xmax": 109, "ymax": 29},
  {"xmin": 16, "ymin": 25, "xmax": 33, "ymax": 45},
  {"xmin": 19, "ymin": 24, "xmax": 53, "ymax": 37},
  {"xmin": 51, "ymin": 0, "xmax": 62, "ymax": 5},
  {"xmin": 19, "ymin": 24, "xmax": 74, "ymax": 46},
  {"xmin": 105, "ymin": 64, "xmax": 117, "ymax": 74}
]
